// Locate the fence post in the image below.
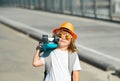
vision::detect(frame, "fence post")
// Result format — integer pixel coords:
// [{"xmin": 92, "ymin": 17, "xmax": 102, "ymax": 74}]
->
[
  {"xmin": 44, "ymin": 0, "xmax": 48, "ymax": 10},
  {"xmin": 60, "ymin": 0, "xmax": 63, "ymax": 13},
  {"xmin": 93, "ymin": 0, "xmax": 97, "ymax": 18},
  {"xmin": 109, "ymin": 0, "xmax": 112, "ymax": 20},
  {"xmin": 80, "ymin": 0, "xmax": 84, "ymax": 16},
  {"xmin": 69, "ymin": 0, "xmax": 73, "ymax": 14}
]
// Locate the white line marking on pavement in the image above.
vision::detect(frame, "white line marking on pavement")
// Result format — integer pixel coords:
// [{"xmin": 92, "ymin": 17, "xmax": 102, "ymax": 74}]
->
[
  {"xmin": 77, "ymin": 44, "xmax": 120, "ymax": 63},
  {"xmin": 0, "ymin": 16, "xmax": 50, "ymax": 35}
]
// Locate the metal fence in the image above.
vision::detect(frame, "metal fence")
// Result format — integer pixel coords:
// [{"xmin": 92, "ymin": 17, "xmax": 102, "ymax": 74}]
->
[{"xmin": 0, "ymin": 0, "xmax": 120, "ymax": 22}]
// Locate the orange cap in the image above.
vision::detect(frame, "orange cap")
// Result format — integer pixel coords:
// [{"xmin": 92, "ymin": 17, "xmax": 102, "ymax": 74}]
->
[{"xmin": 53, "ymin": 22, "xmax": 77, "ymax": 40}]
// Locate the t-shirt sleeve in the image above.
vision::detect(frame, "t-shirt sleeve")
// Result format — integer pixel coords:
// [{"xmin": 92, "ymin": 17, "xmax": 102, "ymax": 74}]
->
[
  {"xmin": 73, "ymin": 54, "xmax": 82, "ymax": 71},
  {"xmin": 40, "ymin": 57, "xmax": 45, "ymax": 64}
]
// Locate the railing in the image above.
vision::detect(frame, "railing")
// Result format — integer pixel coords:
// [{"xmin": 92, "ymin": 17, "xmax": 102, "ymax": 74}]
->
[{"xmin": 0, "ymin": 0, "xmax": 120, "ymax": 22}]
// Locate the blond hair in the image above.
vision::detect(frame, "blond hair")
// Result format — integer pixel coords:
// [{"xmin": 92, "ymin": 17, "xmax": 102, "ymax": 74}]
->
[{"xmin": 68, "ymin": 38, "xmax": 77, "ymax": 53}]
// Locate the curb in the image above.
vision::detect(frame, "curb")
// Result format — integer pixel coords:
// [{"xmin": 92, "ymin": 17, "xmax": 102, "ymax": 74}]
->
[
  {"xmin": 115, "ymin": 69, "xmax": 120, "ymax": 77},
  {"xmin": 0, "ymin": 17, "xmax": 119, "ymax": 72},
  {"xmin": 78, "ymin": 51, "xmax": 116, "ymax": 71}
]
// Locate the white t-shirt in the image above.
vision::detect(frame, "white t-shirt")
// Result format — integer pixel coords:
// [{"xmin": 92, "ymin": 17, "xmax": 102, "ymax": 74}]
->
[{"xmin": 41, "ymin": 49, "xmax": 82, "ymax": 81}]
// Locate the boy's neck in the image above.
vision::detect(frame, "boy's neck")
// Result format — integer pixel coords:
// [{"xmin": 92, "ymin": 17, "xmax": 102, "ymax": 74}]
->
[{"xmin": 57, "ymin": 47, "xmax": 68, "ymax": 51}]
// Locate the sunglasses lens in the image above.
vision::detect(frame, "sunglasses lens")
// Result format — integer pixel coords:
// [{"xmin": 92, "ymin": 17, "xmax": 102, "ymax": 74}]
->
[
  {"xmin": 58, "ymin": 34, "xmax": 63, "ymax": 38},
  {"xmin": 66, "ymin": 35, "xmax": 71, "ymax": 41}
]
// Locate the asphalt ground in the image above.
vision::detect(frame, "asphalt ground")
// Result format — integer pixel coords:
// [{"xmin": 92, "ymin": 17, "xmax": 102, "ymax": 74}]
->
[
  {"xmin": 0, "ymin": 7, "xmax": 120, "ymax": 72},
  {"xmin": 0, "ymin": 23, "xmax": 120, "ymax": 81}
]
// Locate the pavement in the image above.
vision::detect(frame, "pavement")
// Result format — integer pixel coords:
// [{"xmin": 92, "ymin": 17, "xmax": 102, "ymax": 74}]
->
[
  {"xmin": 0, "ymin": 23, "xmax": 120, "ymax": 81},
  {"xmin": 0, "ymin": 7, "xmax": 120, "ymax": 79}
]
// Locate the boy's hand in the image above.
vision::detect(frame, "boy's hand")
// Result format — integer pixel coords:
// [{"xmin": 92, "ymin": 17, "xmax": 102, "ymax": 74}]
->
[{"xmin": 36, "ymin": 45, "xmax": 41, "ymax": 50}]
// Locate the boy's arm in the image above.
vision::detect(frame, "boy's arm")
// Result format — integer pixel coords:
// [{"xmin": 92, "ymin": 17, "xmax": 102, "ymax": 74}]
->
[
  {"xmin": 32, "ymin": 46, "xmax": 44, "ymax": 67},
  {"xmin": 72, "ymin": 70, "xmax": 80, "ymax": 81}
]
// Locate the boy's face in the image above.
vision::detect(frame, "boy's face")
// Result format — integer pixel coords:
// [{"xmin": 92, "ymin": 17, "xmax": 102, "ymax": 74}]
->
[{"xmin": 56, "ymin": 30, "xmax": 72, "ymax": 48}]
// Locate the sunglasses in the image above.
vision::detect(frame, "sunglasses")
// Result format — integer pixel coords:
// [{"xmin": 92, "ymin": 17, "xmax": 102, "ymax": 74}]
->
[{"xmin": 58, "ymin": 33, "xmax": 72, "ymax": 41}]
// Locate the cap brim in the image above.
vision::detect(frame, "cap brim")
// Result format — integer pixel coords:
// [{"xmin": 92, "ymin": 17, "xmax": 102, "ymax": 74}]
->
[{"xmin": 53, "ymin": 28, "xmax": 77, "ymax": 40}]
